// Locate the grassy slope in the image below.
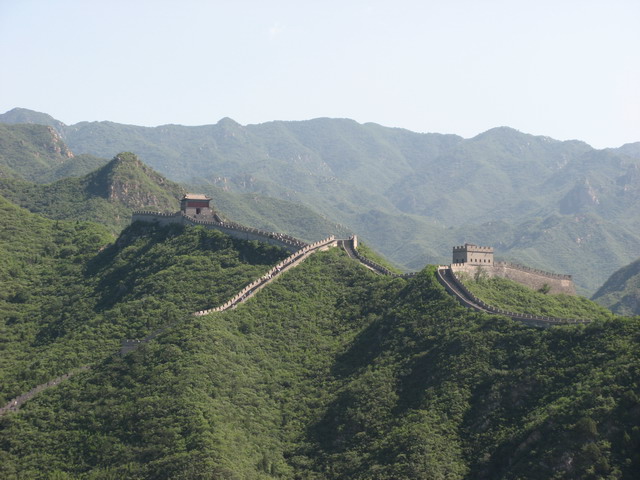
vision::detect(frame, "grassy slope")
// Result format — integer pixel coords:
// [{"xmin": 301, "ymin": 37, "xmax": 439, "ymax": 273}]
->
[
  {"xmin": 195, "ymin": 183, "xmax": 352, "ymax": 242},
  {"xmin": 1, "ymin": 245, "xmax": 639, "ymax": 479}
]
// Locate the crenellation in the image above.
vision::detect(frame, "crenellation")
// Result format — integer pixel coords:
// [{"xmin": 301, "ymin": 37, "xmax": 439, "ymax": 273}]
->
[
  {"xmin": 132, "ymin": 194, "xmax": 308, "ymax": 252},
  {"xmin": 451, "ymin": 243, "xmax": 575, "ymax": 295},
  {"xmin": 436, "ymin": 266, "xmax": 587, "ymax": 327}
]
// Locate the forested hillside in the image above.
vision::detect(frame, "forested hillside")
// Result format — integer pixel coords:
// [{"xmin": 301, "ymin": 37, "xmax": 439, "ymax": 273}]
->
[
  {"xmin": 0, "ymin": 205, "xmax": 289, "ymax": 408},
  {"xmin": 0, "ymin": 145, "xmax": 349, "ymax": 242},
  {"xmin": 0, "ymin": 152, "xmax": 184, "ymax": 233},
  {"xmin": 0, "ymin": 122, "xmax": 106, "ymax": 182},
  {"xmin": 2, "ymin": 108, "xmax": 639, "ymax": 294},
  {"xmin": 1, "ymin": 214, "xmax": 639, "ymax": 478}
]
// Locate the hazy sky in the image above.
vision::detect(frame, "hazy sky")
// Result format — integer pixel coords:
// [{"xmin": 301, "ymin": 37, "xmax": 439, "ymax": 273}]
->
[{"xmin": 1, "ymin": 0, "xmax": 638, "ymax": 149}]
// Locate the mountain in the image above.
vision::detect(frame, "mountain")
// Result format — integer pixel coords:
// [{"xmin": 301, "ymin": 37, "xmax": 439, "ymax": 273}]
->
[
  {"xmin": 0, "ymin": 123, "xmax": 71, "ymax": 180},
  {"xmin": 0, "ymin": 107, "xmax": 66, "ymax": 133},
  {"xmin": 0, "ymin": 122, "xmax": 107, "ymax": 183},
  {"xmin": 2, "ymin": 109, "xmax": 640, "ymax": 293},
  {"xmin": 0, "ymin": 152, "xmax": 185, "ymax": 233},
  {"xmin": 0, "ymin": 153, "xmax": 350, "ymax": 243},
  {"xmin": 0, "ymin": 217, "xmax": 639, "ymax": 478},
  {"xmin": 0, "ymin": 109, "xmax": 352, "ymax": 242},
  {"xmin": 592, "ymin": 258, "xmax": 640, "ymax": 316},
  {"xmin": 0, "ymin": 202, "xmax": 290, "ymax": 413}
]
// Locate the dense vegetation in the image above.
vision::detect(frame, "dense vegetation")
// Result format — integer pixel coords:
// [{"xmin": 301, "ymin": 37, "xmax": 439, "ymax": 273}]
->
[
  {"xmin": 0, "ymin": 122, "xmax": 106, "ymax": 182},
  {"xmin": 0, "ymin": 195, "xmax": 115, "ymax": 403},
  {"xmin": 1, "ymin": 220, "xmax": 639, "ymax": 478},
  {"xmin": 0, "ymin": 127, "xmax": 347, "ymax": 242},
  {"xmin": 3, "ymin": 108, "xmax": 640, "ymax": 293},
  {"xmin": 459, "ymin": 273, "xmax": 616, "ymax": 321},
  {"xmin": 1, "ymin": 108, "xmax": 640, "ymax": 478},
  {"xmin": 0, "ymin": 200, "xmax": 289, "ymax": 408},
  {"xmin": 0, "ymin": 152, "xmax": 185, "ymax": 234}
]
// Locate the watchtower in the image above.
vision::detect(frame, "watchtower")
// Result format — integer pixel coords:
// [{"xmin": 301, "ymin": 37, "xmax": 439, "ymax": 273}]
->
[
  {"xmin": 452, "ymin": 243, "xmax": 494, "ymax": 265},
  {"xmin": 181, "ymin": 193, "xmax": 213, "ymax": 216}
]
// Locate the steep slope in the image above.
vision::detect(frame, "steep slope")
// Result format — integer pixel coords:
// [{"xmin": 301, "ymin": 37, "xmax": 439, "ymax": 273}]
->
[
  {"xmin": 0, "ymin": 122, "xmax": 106, "ymax": 182},
  {"xmin": 0, "ymin": 211, "xmax": 290, "ymax": 408},
  {"xmin": 592, "ymin": 258, "xmax": 640, "ymax": 315},
  {"xmin": 0, "ymin": 123, "xmax": 73, "ymax": 180},
  {"xmin": 0, "ymin": 240, "xmax": 638, "ymax": 478},
  {"xmin": 0, "ymin": 195, "xmax": 115, "ymax": 404},
  {"xmin": 0, "ymin": 152, "xmax": 185, "ymax": 233},
  {"xmin": 0, "ymin": 107, "xmax": 66, "ymax": 133}
]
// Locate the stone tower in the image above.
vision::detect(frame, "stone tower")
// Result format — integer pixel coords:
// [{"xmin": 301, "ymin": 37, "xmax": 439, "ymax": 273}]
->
[
  {"xmin": 452, "ymin": 243, "xmax": 494, "ymax": 265},
  {"xmin": 181, "ymin": 193, "xmax": 213, "ymax": 217}
]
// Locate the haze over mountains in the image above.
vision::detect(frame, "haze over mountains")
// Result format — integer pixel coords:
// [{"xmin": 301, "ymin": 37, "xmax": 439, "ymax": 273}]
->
[{"xmin": 1, "ymin": 107, "xmax": 640, "ymax": 294}]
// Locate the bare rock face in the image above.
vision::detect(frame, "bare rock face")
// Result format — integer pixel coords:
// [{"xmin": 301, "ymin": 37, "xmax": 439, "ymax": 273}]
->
[
  {"xmin": 87, "ymin": 152, "xmax": 184, "ymax": 212},
  {"xmin": 46, "ymin": 127, "xmax": 74, "ymax": 159}
]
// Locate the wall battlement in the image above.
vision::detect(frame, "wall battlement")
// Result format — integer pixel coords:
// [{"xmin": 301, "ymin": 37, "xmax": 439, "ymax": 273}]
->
[
  {"xmin": 437, "ymin": 267, "xmax": 588, "ymax": 327},
  {"xmin": 131, "ymin": 211, "xmax": 308, "ymax": 252},
  {"xmin": 451, "ymin": 261, "xmax": 575, "ymax": 295},
  {"xmin": 494, "ymin": 261, "xmax": 572, "ymax": 281},
  {"xmin": 453, "ymin": 244, "xmax": 494, "ymax": 253},
  {"xmin": 450, "ymin": 242, "xmax": 574, "ymax": 294},
  {"xmin": 452, "ymin": 243, "xmax": 494, "ymax": 266}
]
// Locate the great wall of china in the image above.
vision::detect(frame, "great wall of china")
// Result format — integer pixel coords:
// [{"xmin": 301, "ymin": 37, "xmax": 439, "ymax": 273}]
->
[
  {"xmin": 1, "ymin": 207, "xmax": 588, "ymax": 416},
  {"xmin": 437, "ymin": 267, "xmax": 588, "ymax": 327}
]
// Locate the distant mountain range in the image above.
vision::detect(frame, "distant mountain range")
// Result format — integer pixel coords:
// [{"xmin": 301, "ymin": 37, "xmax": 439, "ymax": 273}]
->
[
  {"xmin": 1, "ymin": 107, "xmax": 640, "ymax": 295},
  {"xmin": 0, "ymin": 128, "xmax": 348, "ymax": 241}
]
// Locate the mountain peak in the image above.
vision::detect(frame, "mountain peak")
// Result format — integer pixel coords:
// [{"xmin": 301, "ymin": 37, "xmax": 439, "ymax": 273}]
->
[
  {"xmin": 88, "ymin": 152, "xmax": 184, "ymax": 208},
  {"xmin": 0, "ymin": 108, "xmax": 67, "ymax": 134},
  {"xmin": 472, "ymin": 126, "xmax": 539, "ymax": 142},
  {"xmin": 216, "ymin": 117, "xmax": 241, "ymax": 127}
]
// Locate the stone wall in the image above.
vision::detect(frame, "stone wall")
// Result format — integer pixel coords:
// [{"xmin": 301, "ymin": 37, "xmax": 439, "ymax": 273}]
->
[
  {"xmin": 437, "ymin": 266, "xmax": 588, "ymax": 327},
  {"xmin": 452, "ymin": 244, "xmax": 494, "ymax": 265},
  {"xmin": 194, "ymin": 236, "xmax": 338, "ymax": 316},
  {"xmin": 451, "ymin": 261, "xmax": 576, "ymax": 295},
  {"xmin": 339, "ymin": 236, "xmax": 416, "ymax": 279},
  {"xmin": 131, "ymin": 211, "xmax": 307, "ymax": 252}
]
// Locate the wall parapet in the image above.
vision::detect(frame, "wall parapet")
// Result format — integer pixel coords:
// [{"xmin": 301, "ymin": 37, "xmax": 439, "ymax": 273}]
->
[
  {"xmin": 341, "ymin": 236, "xmax": 416, "ymax": 278},
  {"xmin": 451, "ymin": 261, "xmax": 575, "ymax": 295},
  {"xmin": 443, "ymin": 267, "xmax": 588, "ymax": 326},
  {"xmin": 193, "ymin": 235, "xmax": 337, "ymax": 316},
  {"xmin": 453, "ymin": 244, "xmax": 493, "ymax": 252},
  {"xmin": 494, "ymin": 261, "xmax": 572, "ymax": 280},
  {"xmin": 131, "ymin": 211, "xmax": 309, "ymax": 251}
]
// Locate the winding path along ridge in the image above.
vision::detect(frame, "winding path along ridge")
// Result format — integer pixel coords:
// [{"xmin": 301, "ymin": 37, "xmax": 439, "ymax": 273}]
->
[{"xmin": 1, "ymin": 235, "xmax": 588, "ymax": 415}]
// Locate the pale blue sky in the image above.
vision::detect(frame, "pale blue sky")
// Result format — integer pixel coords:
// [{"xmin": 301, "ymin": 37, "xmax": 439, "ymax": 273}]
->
[{"xmin": 1, "ymin": 0, "xmax": 638, "ymax": 148}]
